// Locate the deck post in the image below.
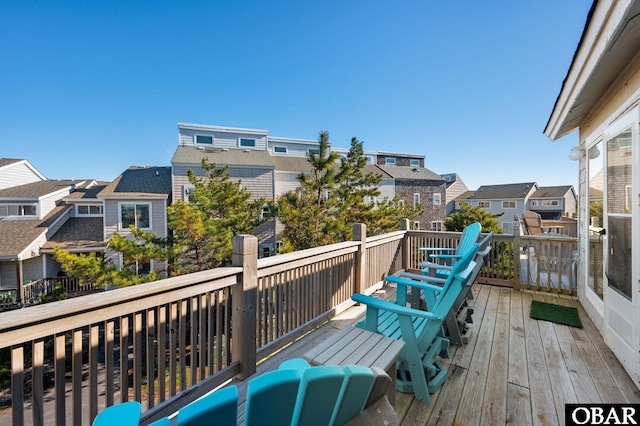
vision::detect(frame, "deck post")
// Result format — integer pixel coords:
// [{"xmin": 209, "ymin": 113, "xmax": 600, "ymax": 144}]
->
[
  {"xmin": 400, "ymin": 219, "xmax": 410, "ymax": 271},
  {"xmin": 231, "ymin": 234, "xmax": 258, "ymax": 380},
  {"xmin": 512, "ymin": 215, "xmax": 521, "ymax": 291},
  {"xmin": 353, "ymin": 223, "xmax": 367, "ymax": 295}
]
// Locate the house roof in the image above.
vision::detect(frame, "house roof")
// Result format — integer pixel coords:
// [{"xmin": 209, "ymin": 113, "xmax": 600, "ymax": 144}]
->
[
  {"xmin": 0, "ymin": 180, "xmax": 86, "ymax": 199},
  {"xmin": 171, "ymin": 146, "xmax": 275, "ymax": 168},
  {"xmin": 468, "ymin": 182, "xmax": 537, "ymax": 200},
  {"xmin": 531, "ymin": 185, "xmax": 574, "ymax": 198},
  {"xmin": 272, "ymin": 156, "xmax": 313, "ymax": 172},
  {"xmin": 454, "ymin": 190, "xmax": 477, "ymax": 201},
  {"xmin": 99, "ymin": 167, "xmax": 172, "ymax": 198},
  {"xmin": 64, "ymin": 182, "xmax": 109, "ymax": 200},
  {"xmin": 0, "ymin": 205, "xmax": 70, "ymax": 259},
  {"xmin": 377, "ymin": 165, "xmax": 444, "ymax": 181},
  {"xmin": 545, "ymin": 1, "xmax": 640, "ymax": 139},
  {"xmin": 41, "ymin": 217, "xmax": 106, "ymax": 252},
  {"xmin": 0, "ymin": 158, "xmax": 23, "ymax": 168},
  {"xmin": 364, "ymin": 165, "xmax": 392, "ymax": 178}
]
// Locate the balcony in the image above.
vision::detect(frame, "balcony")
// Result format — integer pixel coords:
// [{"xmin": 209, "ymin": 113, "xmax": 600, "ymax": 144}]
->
[{"xmin": 1, "ymin": 223, "xmax": 631, "ymax": 425}]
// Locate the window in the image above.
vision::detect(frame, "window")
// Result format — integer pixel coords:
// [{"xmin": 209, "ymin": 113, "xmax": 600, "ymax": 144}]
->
[
  {"xmin": 433, "ymin": 193, "xmax": 441, "ymax": 206},
  {"xmin": 530, "ymin": 200, "xmax": 538, "ymax": 206},
  {"xmin": 196, "ymin": 135, "xmax": 213, "ymax": 145},
  {"xmin": 398, "ymin": 199, "xmax": 405, "ymax": 206},
  {"xmin": 477, "ymin": 201, "xmax": 490, "ymax": 208},
  {"xmin": 0, "ymin": 204, "xmax": 37, "ymax": 217},
  {"xmin": 413, "ymin": 221, "xmax": 420, "ymax": 230},
  {"xmin": 260, "ymin": 204, "xmax": 271, "ymax": 220},
  {"xmin": 182, "ymin": 185, "xmax": 195, "ymax": 202},
  {"xmin": 240, "ymin": 138, "xmax": 256, "ymax": 148},
  {"xmin": 364, "ymin": 155, "xmax": 373, "ymax": 164},
  {"xmin": 77, "ymin": 204, "xmax": 103, "ymax": 215},
  {"xmin": 542, "ymin": 200, "xmax": 559, "ymax": 206},
  {"xmin": 123, "ymin": 258, "xmax": 151, "ymax": 276},
  {"xmin": 308, "ymin": 148, "xmax": 320, "ymax": 155},
  {"xmin": 431, "ymin": 221, "xmax": 443, "ymax": 231},
  {"xmin": 413, "ymin": 193, "xmax": 420, "ymax": 207},
  {"xmin": 274, "ymin": 146, "xmax": 287, "ymax": 154},
  {"xmin": 120, "ymin": 203, "xmax": 151, "ymax": 229},
  {"xmin": 385, "ymin": 157, "xmax": 396, "ymax": 165},
  {"xmin": 502, "ymin": 201, "xmax": 516, "ymax": 209},
  {"xmin": 410, "ymin": 159, "xmax": 420, "ymax": 167},
  {"xmin": 369, "ymin": 196, "xmax": 376, "ymax": 204}
]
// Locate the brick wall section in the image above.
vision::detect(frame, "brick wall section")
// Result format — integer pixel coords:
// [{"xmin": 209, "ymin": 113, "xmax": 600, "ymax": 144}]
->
[{"xmin": 395, "ymin": 180, "xmax": 447, "ymax": 228}]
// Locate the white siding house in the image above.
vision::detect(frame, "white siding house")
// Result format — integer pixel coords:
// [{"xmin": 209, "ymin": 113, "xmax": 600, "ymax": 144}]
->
[{"xmin": 545, "ymin": 0, "xmax": 640, "ymax": 388}]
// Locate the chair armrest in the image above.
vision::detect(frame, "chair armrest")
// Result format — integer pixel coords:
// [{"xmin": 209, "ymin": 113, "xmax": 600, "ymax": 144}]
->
[
  {"xmin": 419, "ymin": 247, "xmax": 456, "ymax": 252},
  {"xmin": 397, "ymin": 272, "xmax": 446, "ymax": 285},
  {"xmin": 417, "ymin": 260, "xmax": 453, "ymax": 271},
  {"xmin": 384, "ymin": 275, "xmax": 445, "ymax": 294},
  {"xmin": 351, "ymin": 293, "xmax": 443, "ymax": 321},
  {"xmin": 430, "ymin": 254, "xmax": 463, "ymax": 260}
]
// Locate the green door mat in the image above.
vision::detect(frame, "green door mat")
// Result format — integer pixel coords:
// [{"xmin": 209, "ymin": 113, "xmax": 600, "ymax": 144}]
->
[{"xmin": 530, "ymin": 300, "xmax": 583, "ymax": 328}]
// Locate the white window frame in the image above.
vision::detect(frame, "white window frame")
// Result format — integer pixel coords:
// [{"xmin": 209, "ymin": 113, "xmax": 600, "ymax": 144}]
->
[
  {"xmin": 364, "ymin": 155, "xmax": 374, "ymax": 164},
  {"xmin": 502, "ymin": 201, "xmax": 516, "ymax": 209},
  {"xmin": 76, "ymin": 204, "xmax": 103, "ymax": 216},
  {"xmin": 239, "ymin": 138, "xmax": 256, "ymax": 148},
  {"xmin": 433, "ymin": 193, "xmax": 441, "ymax": 206},
  {"xmin": 308, "ymin": 148, "xmax": 320, "ymax": 155},
  {"xmin": 530, "ymin": 200, "xmax": 538, "ymax": 206},
  {"xmin": 274, "ymin": 146, "xmax": 287, "ymax": 154},
  {"xmin": 119, "ymin": 202, "xmax": 152, "ymax": 230},
  {"xmin": 413, "ymin": 193, "xmax": 420, "ymax": 207},
  {"xmin": 410, "ymin": 159, "xmax": 420, "ymax": 167},
  {"xmin": 413, "ymin": 221, "xmax": 420, "ymax": 230},
  {"xmin": 0, "ymin": 203, "xmax": 38, "ymax": 217},
  {"xmin": 542, "ymin": 200, "xmax": 559, "ymax": 206},
  {"xmin": 398, "ymin": 199, "xmax": 405, "ymax": 207},
  {"xmin": 386, "ymin": 157, "xmax": 396, "ymax": 165},
  {"xmin": 195, "ymin": 134, "xmax": 213, "ymax": 145},
  {"xmin": 182, "ymin": 185, "xmax": 195, "ymax": 202},
  {"xmin": 431, "ymin": 221, "xmax": 443, "ymax": 231},
  {"xmin": 478, "ymin": 201, "xmax": 491, "ymax": 208},
  {"xmin": 260, "ymin": 203, "xmax": 271, "ymax": 220}
]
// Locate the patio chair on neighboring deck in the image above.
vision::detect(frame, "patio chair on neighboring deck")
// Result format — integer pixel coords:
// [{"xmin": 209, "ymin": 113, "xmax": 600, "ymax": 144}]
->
[{"xmin": 522, "ymin": 211, "xmax": 544, "ymax": 235}]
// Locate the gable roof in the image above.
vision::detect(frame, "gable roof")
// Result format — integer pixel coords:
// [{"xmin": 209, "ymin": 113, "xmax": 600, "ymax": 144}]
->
[
  {"xmin": 41, "ymin": 217, "xmax": 106, "ymax": 252},
  {"xmin": 454, "ymin": 190, "xmax": 477, "ymax": 201},
  {"xmin": 99, "ymin": 167, "xmax": 172, "ymax": 198},
  {"xmin": 0, "ymin": 205, "xmax": 70, "ymax": 259},
  {"xmin": 171, "ymin": 146, "xmax": 275, "ymax": 168},
  {"xmin": 377, "ymin": 165, "xmax": 444, "ymax": 181},
  {"xmin": 469, "ymin": 182, "xmax": 538, "ymax": 200},
  {"xmin": 0, "ymin": 180, "xmax": 86, "ymax": 199},
  {"xmin": 531, "ymin": 185, "xmax": 575, "ymax": 198},
  {"xmin": 0, "ymin": 158, "xmax": 23, "ymax": 168}
]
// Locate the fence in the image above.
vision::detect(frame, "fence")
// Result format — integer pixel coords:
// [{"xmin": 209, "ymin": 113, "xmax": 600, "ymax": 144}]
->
[{"xmin": 0, "ymin": 222, "xmax": 578, "ymax": 425}]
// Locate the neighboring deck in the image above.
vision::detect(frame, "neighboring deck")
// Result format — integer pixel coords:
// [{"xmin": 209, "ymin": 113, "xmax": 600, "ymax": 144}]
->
[{"xmin": 234, "ymin": 284, "xmax": 640, "ymax": 425}]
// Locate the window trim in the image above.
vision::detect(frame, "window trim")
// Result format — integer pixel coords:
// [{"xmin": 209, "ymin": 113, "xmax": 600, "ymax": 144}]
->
[
  {"xmin": 410, "ymin": 159, "xmax": 420, "ymax": 167},
  {"xmin": 182, "ymin": 185, "xmax": 195, "ymax": 202},
  {"xmin": 195, "ymin": 134, "xmax": 213, "ymax": 145},
  {"xmin": 76, "ymin": 204, "xmax": 103, "ymax": 216},
  {"xmin": 477, "ymin": 201, "xmax": 491, "ymax": 208},
  {"xmin": 433, "ymin": 193, "xmax": 441, "ymax": 206},
  {"xmin": 431, "ymin": 221, "xmax": 443, "ymax": 231},
  {"xmin": 307, "ymin": 148, "xmax": 320, "ymax": 155},
  {"xmin": 385, "ymin": 157, "xmax": 396, "ymax": 165},
  {"xmin": 273, "ymin": 146, "xmax": 287, "ymax": 154},
  {"xmin": 530, "ymin": 200, "xmax": 538, "ymax": 206},
  {"xmin": 413, "ymin": 193, "xmax": 420, "ymax": 207},
  {"xmin": 502, "ymin": 201, "xmax": 516, "ymax": 209},
  {"xmin": 0, "ymin": 203, "xmax": 38, "ymax": 217},
  {"xmin": 542, "ymin": 200, "xmax": 560, "ymax": 206},
  {"xmin": 119, "ymin": 202, "xmax": 152, "ymax": 230},
  {"xmin": 239, "ymin": 138, "xmax": 256, "ymax": 148}
]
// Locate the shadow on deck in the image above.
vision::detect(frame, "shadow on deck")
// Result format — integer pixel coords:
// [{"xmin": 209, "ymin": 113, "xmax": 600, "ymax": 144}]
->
[{"xmin": 231, "ymin": 284, "xmax": 640, "ymax": 425}]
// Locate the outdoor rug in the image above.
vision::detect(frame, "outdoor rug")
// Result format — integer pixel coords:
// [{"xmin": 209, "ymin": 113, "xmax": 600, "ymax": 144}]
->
[{"xmin": 530, "ymin": 300, "xmax": 583, "ymax": 328}]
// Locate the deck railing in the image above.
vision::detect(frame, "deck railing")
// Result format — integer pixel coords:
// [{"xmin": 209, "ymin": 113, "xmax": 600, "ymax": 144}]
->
[
  {"xmin": 20, "ymin": 277, "xmax": 97, "ymax": 306},
  {"xmin": 0, "ymin": 222, "xmax": 579, "ymax": 425}
]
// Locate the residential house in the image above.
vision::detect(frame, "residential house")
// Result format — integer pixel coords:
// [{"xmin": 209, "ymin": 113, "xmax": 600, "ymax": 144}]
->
[
  {"xmin": 545, "ymin": 0, "xmax": 640, "ymax": 387},
  {"xmin": 0, "ymin": 179, "xmax": 91, "ymax": 292},
  {"xmin": 98, "ymin": 166, "xmax": 172, "ymax": 275},
  {"xmin": 440, "ymin": 173, "xmax": 469, "ymax": 215},
  {"xmin": 0, "ymin": 157, "xmax": 46, "ymax": 190},
  {"xmin": 527, "ymin": 185, "xmax": 577, "ymax": 219},
  {"xmin": 173, "ymin": 123, "xmax": 447, "ymax": 253}
]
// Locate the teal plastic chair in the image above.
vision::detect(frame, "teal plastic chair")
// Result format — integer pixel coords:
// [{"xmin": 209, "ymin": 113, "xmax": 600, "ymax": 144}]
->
[
  {"xmin": 92, "ymin": 401, "xmax": 141, "ymax": 426},
  {"xmin": 418, "ymin": 222, "xmax": 482, "ymax": 278},
  {"xmin": 245, "ymin": 368, "xmax": 302, "ymax": 426},
  {"xmin": 176, "ymin": 386, "xmax": 238, "ymax": 426},
  {"xmin": 352, "ymin": 244, "xmax": 478, "ymax": 403}
]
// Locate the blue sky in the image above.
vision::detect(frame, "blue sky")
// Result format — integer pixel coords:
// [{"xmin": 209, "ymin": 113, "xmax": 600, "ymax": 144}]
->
[{"xmin": 1, "ymin": 1, "xmax": 591, "ymax": 191}]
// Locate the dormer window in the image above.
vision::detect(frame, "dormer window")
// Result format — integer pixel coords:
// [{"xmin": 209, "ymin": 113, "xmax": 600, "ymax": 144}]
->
[
  {"xmin": 385, "ymin": 157, "xmax": 396, "ymax": 165},
  {"xmin": 239, "ymin": 138, "xmax": 256, "ymax": 148},
  {"xmin": 77, "ymin": 204, "xmax": 103, "ymax": 216},
  {"xmin": 274, "ymin": 146, "xmax": 287, "ymax": 154},
  {"xmin": 308, "ymin": 148, "xmax": 320, "ymax": 155},
  {"xmin": 0, "ymin": 204, "xmax": 37, "ymax": 217},
  {"xmin": 410, "ymin": 159, "xmax": 420, "ymax": 166},
  {"xmin": 196, "ymin": 135, "xmax": 213, "ymax": 145}
]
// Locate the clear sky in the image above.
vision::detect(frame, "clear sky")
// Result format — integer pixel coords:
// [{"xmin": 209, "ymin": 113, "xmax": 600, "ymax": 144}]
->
[{"xmin": 1, "ymin": 1, "xmax": 592, "ymax": 191}]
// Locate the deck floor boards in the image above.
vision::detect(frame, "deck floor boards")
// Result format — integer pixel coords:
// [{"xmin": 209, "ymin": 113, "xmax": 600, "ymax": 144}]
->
[{"xmin": 231, "ymin": 284, "xmax": 640, "ymax": 425}]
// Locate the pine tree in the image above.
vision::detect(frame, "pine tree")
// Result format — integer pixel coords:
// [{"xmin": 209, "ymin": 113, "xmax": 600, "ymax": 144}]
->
[{"xmin": 445, "ymin": 202, "xmax": 503, "ymax": 233}]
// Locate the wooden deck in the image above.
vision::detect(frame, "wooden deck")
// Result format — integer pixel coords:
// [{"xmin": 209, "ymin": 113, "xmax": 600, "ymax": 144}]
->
[{"xmin": 232, "ymin": 284, "xmax": 640, "ymax": 426}]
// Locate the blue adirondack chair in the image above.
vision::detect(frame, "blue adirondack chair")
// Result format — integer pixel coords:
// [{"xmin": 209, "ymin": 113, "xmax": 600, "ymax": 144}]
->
[
  {"xmin": 92, "ymin": 401, "xmax": 141, "ymax": 426},
  {"xmin": 352, "ymin": 244, "xmax": 478, "ymax": 403},
  {"xmin": 418, "ymin": 222, "xmax": 482, "ymax": 279},
  {"xmin": 399, "ymin": 232, "xmax": 494, "ymax": 345}
]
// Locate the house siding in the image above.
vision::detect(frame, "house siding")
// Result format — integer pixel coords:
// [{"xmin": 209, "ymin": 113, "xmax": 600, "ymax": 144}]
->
[
  {"xmin": 173, "ymin": 165, "xmax": 274, "ymax": 202},
  {"xmin": 394, "ymin": 180, "xmax": 446, "ymax": 229},
  {"xmin": 0, "ymin": 262, "xmax": 16, "ymax": 289},
  {"xmin": 179, "ymin": 128, "xmax": 268, "ymax": 151},
  {"xmin": 445, "ymin": 180, "xmax": 469, "ymax": 216},
  {"xmin": 275, "ymin": 171, "xmax": 301, "ymax": 197},
  {"xmin": 0, "ymin": 162, "xmax": 43, "ymax": 190},
  {"xmin": 23, "ymin": 256, "xmax": 43, "ymax": 282},
  {"xmin": 269, "ymin": 142, "xmax": 319, "ymax": 157},
  {"xmin": 103, "ymin": 198, "xmax": 168, "ymax": 241}
]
